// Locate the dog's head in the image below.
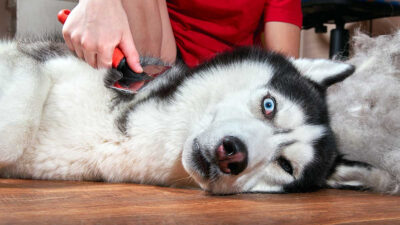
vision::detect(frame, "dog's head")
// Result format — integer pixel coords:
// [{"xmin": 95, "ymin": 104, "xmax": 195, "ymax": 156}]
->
[{"xmin": 182, "ymin": 48, "xmax": 359, "ymax": 194}]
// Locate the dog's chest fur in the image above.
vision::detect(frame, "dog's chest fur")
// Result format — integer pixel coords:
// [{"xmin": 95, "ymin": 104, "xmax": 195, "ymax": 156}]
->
[{"xmin": 0, "ymin": 52, "xmax": 191, "ymax": 186}]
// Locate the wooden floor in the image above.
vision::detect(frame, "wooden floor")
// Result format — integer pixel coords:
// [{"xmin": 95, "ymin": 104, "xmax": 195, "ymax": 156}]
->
[{"xmin": 1, "ymin": 179, "xmax": 400, "ymax": 225}]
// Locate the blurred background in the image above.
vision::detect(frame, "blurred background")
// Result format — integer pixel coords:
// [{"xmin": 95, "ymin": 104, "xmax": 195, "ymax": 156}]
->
[{"xmin": 1, "ymin": 0, "xmax": 400, "ymax": 59}]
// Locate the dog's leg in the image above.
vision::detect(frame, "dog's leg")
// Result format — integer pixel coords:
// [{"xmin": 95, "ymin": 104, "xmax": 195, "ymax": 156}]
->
[{"xmin": 0, "ymin": 54, "xmax": 51, "ymax": 167}]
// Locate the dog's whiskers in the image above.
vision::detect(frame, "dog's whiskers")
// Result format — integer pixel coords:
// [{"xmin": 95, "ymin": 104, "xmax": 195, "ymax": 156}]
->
[
  {"xmin": 209, "ymin": 170, "xmax": 220, "ymax": 184},
  {"xmin": 170, "ymin": 175, "xmax": 194, "ymax": 186}
]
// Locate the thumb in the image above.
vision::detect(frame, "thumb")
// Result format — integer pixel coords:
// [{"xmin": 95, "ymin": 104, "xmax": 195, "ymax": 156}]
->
[{"xmin": 119, "ymin": 31, "xmax": 143, "ymax": 73}]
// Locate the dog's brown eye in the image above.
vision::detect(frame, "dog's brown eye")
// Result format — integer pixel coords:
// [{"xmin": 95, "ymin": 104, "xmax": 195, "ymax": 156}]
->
[{"xmin": 277, "ymin": 156, "xmax": 293, "ymax": 175}]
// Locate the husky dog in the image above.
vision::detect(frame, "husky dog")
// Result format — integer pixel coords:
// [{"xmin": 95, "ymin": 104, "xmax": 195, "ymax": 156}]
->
[{"xmin": 0, "ymin": 34, "xmax": 397, "ymax": 194}]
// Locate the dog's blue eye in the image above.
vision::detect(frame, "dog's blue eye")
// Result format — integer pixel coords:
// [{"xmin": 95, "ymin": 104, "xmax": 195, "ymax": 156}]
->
[{"xmin": 263, "ymin": 97, "xmax": 275, "ymax": 115}]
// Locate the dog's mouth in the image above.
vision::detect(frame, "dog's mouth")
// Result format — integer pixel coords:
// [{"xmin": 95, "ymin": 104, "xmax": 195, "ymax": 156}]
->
[{"xmin": 191, "ymin": 142, "xmax": 211, "ymax": 179}]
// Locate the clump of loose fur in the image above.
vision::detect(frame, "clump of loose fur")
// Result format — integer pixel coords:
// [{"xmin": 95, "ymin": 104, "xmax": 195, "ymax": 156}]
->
[{"xmin": 328, "ymin": 31, "xmax": 400, "ymax": 194}]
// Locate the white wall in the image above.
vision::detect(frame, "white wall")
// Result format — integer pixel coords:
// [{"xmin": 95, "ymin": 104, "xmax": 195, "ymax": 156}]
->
[{"xmin": 16, "ymin": 0, "xmax": 77, "ymax": 37}]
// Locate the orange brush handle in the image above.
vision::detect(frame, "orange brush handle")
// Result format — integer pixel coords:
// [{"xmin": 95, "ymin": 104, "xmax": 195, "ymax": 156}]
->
[{"xmin": 57, "ymin": 9, "xmax": 125, "ymax": 69}]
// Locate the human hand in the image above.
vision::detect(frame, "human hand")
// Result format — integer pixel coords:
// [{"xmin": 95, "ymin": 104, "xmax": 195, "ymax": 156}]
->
[{"xmin": 62, "ymin": 0, "xmax": 143, "ymax": 72}]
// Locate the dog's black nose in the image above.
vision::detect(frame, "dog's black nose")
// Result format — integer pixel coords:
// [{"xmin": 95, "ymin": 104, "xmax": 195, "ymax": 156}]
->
[{"xmin": 216, "ymin": 136, "xmax": 248, "ymax": 175}]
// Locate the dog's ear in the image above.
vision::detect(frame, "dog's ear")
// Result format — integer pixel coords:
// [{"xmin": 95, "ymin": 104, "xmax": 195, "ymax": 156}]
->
[
  {"xmin": 291, "ymin": 58, "xmax": 355, "ymax": 88},
  {"xmin": 327, "ymin": 156, "xmax": 399, "ymax": 194}
]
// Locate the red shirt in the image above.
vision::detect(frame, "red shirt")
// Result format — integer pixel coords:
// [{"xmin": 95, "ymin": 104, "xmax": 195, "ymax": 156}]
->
[{"xmin": 167, "ymin": 0, "xmax": 303, "ymax": 67}]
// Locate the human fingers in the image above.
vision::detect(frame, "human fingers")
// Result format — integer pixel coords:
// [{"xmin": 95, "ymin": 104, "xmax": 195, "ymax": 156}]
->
[
  {"xmin": 83, "ymin": 51, "xmax": 97, "ymax": 68},
  {"xmin": 96, "ymin": 45, "xmax": 114, "ymax": 69},
  {"xmin": 81, "ymin": 36, "xmax": 102, "ymax": 68},
  {"xmin": 119, "ymin": 31, "xmax": 143, "ymax": 73},
  {"xmin": 62, "ymin": 27, "xmax": 75, "ymax": 52},
  {"xmin": 69, "ymin": 32, "xmax": 85, "ymax": 59},
  {"xmin": 72, "ymin": 43, "xmax": 84, "ymax": 60}
]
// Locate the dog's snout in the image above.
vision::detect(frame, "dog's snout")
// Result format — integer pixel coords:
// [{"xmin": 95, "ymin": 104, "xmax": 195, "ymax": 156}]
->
[{"xmin": 216, "ymin": 136, "xmax": 248, "ymax": 175}]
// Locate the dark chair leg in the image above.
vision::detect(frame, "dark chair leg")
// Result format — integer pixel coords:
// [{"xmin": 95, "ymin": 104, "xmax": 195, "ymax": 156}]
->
[{"xmin": 329, "ymin": 21, "xmax": 349, "ymax": 60}]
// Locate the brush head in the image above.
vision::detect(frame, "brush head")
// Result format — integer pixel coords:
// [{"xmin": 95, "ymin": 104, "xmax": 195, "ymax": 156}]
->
[{"xmin": 113, "ymin": 58, "xmax": 171, "ymax": 93}]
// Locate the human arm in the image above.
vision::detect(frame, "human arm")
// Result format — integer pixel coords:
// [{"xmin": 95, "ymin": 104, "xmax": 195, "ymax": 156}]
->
[
  {"xmin": 62, "ymin": 0, "xmax": 143, "ymax": 72},
  {"xmin": 263, "ymin": 0, "xmax": 302, "ymax": 58},
  {"xmin": 264, "ymin": 22, "xmax": 301, "ymax": 58}
]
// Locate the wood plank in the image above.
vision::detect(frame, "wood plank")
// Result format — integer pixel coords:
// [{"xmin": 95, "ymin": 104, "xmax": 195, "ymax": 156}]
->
[{"xmin": 1, "ymin": 179, "xmax": 399, "ymax": 225}]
